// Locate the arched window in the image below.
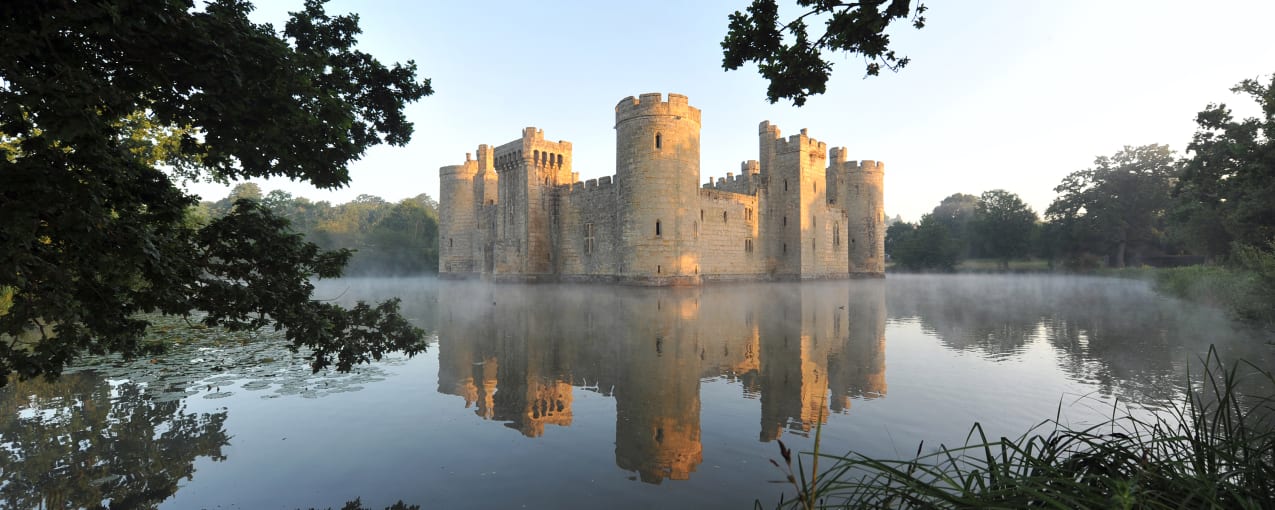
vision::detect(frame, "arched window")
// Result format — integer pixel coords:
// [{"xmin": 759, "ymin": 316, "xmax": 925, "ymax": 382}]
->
[
  {"xmin": 656, "ymin": 220, "xmax": 662, "ymax": 237},
  {"xmin": 557, "ymin": 154, "xmax": 563, "ymax": 166},
  {"xmin": 534, "ymin": 150, "xmax": 539, "ymax": 164},
  {"xmin": 655, "ymin": 133, "xmax": 662, "ymax": 149}
]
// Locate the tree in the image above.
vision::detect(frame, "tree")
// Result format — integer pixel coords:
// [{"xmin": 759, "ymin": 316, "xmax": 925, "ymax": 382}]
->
[
  {"xmin": 0, "ymin": 0, "xmax": 433, "ymax": 384},
  {"xmin": 892, "ymin": 214, "xmax": 960, "ymax": 271},
  {"xmin": 972, "ymin": 189, "xmax": 1038, "ymax": 270},
  {"xmin": 930, "ymin": 193, "xmax": 980, "ymax": 258},
  {"xmin": 885, "ymin": 220, "xmax": 915, "ymax": 259},
  {"xmin": 722, "ymin": 0, "xmax": 927, "ymax": 105},
  {"xmin": 1175, "ymin": 75, "xmax": 1275, "ymax": 259},
  {"xmin": 1046, "ymin": 145, "xmax": 1178, "ymax": 268}
]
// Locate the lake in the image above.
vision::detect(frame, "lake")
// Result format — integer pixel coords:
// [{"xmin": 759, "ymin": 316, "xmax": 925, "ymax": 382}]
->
[{"xmin": 2, "ymin": 275, "xmax": 1269, "ymax": 509}]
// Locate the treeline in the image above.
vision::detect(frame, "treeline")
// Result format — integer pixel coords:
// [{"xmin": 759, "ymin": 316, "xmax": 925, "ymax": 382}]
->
[
  {"xmin": 196, "ymin": 184, "xmax": 440, "ymax": 275},
  {"xmin": 888, "ymin": 75, "xmax": 1275, "ymax": 275}
]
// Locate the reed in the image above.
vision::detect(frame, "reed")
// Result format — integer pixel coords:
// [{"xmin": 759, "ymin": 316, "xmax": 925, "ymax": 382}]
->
[{"xmin": 762, "ymin": 347, "xmax": 1275, "ymax": 509}]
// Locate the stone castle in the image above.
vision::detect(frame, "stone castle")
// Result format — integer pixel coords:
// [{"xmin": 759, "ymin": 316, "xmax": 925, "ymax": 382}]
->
[{"xmin": 438, "ymin": 93, "xmax": 885, "ymax": 284}]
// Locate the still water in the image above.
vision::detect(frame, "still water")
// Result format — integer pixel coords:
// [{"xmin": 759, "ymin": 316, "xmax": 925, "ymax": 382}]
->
[{"xmin": 2, "ymin": 275, "xmax": 1270, "ymax": 509}]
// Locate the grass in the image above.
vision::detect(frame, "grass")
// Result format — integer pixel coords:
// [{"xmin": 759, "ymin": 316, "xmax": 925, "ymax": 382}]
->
[{"xmin": 761, "ymin": 348, "xmax": 1275, "ymax": 509}]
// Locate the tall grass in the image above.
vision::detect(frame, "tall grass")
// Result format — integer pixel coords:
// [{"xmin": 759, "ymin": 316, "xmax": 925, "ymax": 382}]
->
[
  {"xmin": 762, "ymin": 349, "xmax": 1275, "ymax": 509},
  {"xmin": 1153, "ymin": 244, "xmax": 1275, "ymax": 327}
]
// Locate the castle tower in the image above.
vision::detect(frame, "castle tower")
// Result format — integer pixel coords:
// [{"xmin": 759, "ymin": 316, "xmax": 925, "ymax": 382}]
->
[
  {"xmin": 492, "ymin": 128, "xmax": 574, "ymax": 278},
  {"xmin": 614, "ymin": 93, "xmax": 702, "ymax": 282},
  {"xmin": 763, "ymin": 126, "xmax": 829, "ymax": 278},
  {"xmin": 473, "ymin": 144, "xmax": 500, "ymax": 274},
  {"xmin": 844, "ymin": 161, "xmax": 886, "ymax": 275},
  {"xmin": 439, "ymin": 157, "xmax": 479, "ymax": 275}
]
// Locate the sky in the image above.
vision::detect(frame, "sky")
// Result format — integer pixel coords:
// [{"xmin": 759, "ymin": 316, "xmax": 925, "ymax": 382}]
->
[{"xmin": 185, "ymin": 0, "xmax": 1275, "ymax": 222}]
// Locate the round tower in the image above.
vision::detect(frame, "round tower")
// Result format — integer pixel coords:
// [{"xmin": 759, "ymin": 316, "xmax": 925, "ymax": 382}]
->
[
  {"xmin": 614, "ymin": 93, "xmax": 702, "ymax": 282},
  {"xmin": 845, "ymin": 160, "xmax": 885, "ymax": 276},
  {"xmin": 439, "ymin": 158, "xmax": 479, "ymax": 275}
]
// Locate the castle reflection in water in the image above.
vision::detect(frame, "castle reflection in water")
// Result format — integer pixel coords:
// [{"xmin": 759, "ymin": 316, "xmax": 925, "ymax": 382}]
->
[{"xmin": 435, "ymin": 281, "xmax": 886, "ymax": 484}]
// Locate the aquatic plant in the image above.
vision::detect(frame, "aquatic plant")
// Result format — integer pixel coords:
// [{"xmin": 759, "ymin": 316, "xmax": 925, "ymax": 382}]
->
[{"xmin": 761, "ymin": 348, "xmax": 1275, "ymax": 509}]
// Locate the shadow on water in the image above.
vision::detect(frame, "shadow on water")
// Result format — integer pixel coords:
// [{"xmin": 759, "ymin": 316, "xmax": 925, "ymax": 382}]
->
[{"xmin": 0, "ymin": 371, "xmax": 229, "ymax": 509}]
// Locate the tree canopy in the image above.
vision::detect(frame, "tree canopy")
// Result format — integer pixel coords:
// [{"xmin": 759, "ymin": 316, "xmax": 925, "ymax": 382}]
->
[
  {"xmin": 1175, "ymin": 75, "xmax": 1275, "ymax": 259},
  {"xmin": 1046, "ymin": 145, "xmax": 1178, "ymax": 268},
  {"xmin": 0, "ymin": 0, "xmax": 433, "ymax": 384},
  {"xmin": 722, "ymin": 0, "xmax": 927, "ymax": 105},
  {"xmin": 972, "ymin": 189, "xmax": 1038, "ymax": 270}
]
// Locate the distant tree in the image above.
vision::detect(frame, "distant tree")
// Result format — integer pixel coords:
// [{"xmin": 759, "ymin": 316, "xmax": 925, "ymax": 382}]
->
[
  {"xmin": 885, "ymin": 220, "xmax": 915, "ymax": 259},
  {"xmin": 930, "ymin": 193, "xmax": 980, "ymax": 258},
  {"xmin": 972, "ymin": 189, "xmax": 1038, "ymax": 270},
  {"xmin": 1175, "ymin": 74, "xmax": 1275, "ymax": 259},
  {"xmin": 721, "ymin": 0, "xmax": 927, "ymax": 105},
  {"xmin": 892, "ymin": 214, "xmax": 960, "ymax": 271},
  {"xmin": 0, "ymin": 0, "xmax": 432, "ymax": 383},
  {"xmin": 1046, "ymin": 145, "xmax": 1178, "ymax": 268}
]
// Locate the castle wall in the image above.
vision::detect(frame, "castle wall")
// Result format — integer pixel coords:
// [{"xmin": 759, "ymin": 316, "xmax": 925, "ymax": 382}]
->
[
  {"xmin": 437, "ymin": 93, "xmax": 884, "ymax": 285},
  {"xmin": 554, "ymin": 178, "xmax": 622, "ymax": 280},
  {"xmin": 695, "ymin": 189, "xmax": 766, "ymax": 279}
]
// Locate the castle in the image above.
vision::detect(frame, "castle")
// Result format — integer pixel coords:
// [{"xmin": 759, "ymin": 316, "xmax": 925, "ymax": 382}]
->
[{"xmin": 438, "ymin": 93, "xmax": 885, "ymax": 285}]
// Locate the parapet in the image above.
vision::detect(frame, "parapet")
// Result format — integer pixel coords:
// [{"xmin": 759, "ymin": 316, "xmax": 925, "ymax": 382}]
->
[
  {"xmin": 615, "ymin": 92, "xmax": 702, "ymax": 126},
  {"xmin": 741, "ymin": 160, "xmax": 760, "ymax": 174},
  {"xmin": 828, "ymin": 147, "xmax": 848, "ymax": 165},
  {"xmin": 775, "ymin": 128, "xmax": 827, "ymax": 155},
  {"xmin": 759, "ymin": 121, "xmax": 781, "ymax": 138},
  {"xmin": 440, "ymin": 161, "xmax": 478, "ymax": 178},
  {"xmin": 851, "ymin": 160, "xmax": 885, "ymax": 173}
]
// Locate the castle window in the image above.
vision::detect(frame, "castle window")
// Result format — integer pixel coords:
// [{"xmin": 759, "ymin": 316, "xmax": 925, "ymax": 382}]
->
[
  {"xmin": 745, "ymin": 238, "xmax": 754, "ymax": 253},
  {"xmin": 814, "ymin": 182, "xmax": 818, "ymax": 193},
  {"xmin": 534, "ymin": 150, "xmax": 539, "ymax": 164},
  {"xmin": 557, "ymin": 154, "xmax": 563, "ymax": 166},
  {"xmin": 449, "ymin": 238, "xmax": 453, "ymax": 248},
  {"xmin": 783, "ymin": 216, "xmax": 787, "ymax": 227},
  {"xmin": 745, "ymin": 207, "xmax": 753, "ymax": 222},
  {"xmin": 584, "ymin": 223, "xmax": 595, "ymax": 254},
  {"xmin": 783, "ymin": 243, "xmax": 787, "ymax": 254},
  {"xmin": 657, "ymin": 265, "xmax": 662, "ymax": 274},
  {"xmin": 656, "ymin": 220, "xmax": 662, "ymax": 237},
  {"xmin": 784, "ymin": 179, "xmax": 788, "ymax": 191},
  {"xmin": 694, "ymin": 221, "xmax": 699, "ymax": 238},
  {"xmin": 834, "ymin": 222, "xmax": 841, "ymax": 247},
  {"xmin": 700, "ymin": 209, "xmax": 704, "ymax": 221},
  {"xmin": 655, "ymin": 133, "xmax": 662, "ymax": 150}
]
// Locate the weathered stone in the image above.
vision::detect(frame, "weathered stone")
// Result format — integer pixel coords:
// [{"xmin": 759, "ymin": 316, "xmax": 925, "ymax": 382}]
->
[{"xmin": 438, "ymin": 93, "xmax": 886, "ymax": 285}]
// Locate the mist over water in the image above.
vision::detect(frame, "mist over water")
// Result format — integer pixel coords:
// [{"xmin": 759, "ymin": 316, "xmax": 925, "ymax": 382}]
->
[{"xmin": 3, "ymin": 275, "xmax": 1269, "ymax": 509}]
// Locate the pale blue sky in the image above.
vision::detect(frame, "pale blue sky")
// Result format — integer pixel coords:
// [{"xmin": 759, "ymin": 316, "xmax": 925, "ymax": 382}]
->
[{"xmin": 187, "ymin": 0, "xmax": 1275, "ymax": 222}]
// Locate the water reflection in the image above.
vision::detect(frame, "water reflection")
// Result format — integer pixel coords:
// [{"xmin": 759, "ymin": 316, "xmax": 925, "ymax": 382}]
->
[
  {"xmin": 0, "ymin": 371, "xmax": 229, "ymax": 509},
  {"xmin": 436, "ymin": 281, "xmax": 889, "ymax": 483}
]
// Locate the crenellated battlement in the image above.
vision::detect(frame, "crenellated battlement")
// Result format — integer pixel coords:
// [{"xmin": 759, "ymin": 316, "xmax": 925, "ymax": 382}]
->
[
  {"xmin": 615, "ymin": 92, "xmax": 702, "ymax": 126},
  {"xmin": 850, "ymin": 160, "xmax": 885, "ymax": 173},
  {"xmin": 439, "ymin": 93, "xmax": 885, "ymax": 283},
  {"xmin": 775, "ymin": 128, "xmax": 828, "ymax": 156}
]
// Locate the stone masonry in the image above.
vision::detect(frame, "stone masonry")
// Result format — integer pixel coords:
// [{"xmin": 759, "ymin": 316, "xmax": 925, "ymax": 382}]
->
[{"xmin": 438, "ymin": 93, "xmax": 885, "ymax": 285}]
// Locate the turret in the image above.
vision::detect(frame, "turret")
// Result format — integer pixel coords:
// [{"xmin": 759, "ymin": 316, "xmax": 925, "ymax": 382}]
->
[
  {"xmin": 614, "ymin": 93, "xmax": 702, "ymax": 281},
  {"xmin": 440, "ymin": 158, "xmax": 480, "ymax": 275},
  {"xmin": 844, "ymin": 160, "xmax": 885, "ymax": 275}
]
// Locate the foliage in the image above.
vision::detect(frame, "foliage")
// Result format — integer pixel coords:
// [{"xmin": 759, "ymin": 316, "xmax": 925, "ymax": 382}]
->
[
  {"xmin": 209, "ymin": 189, "xmax": 440, "ymax": 275},
  {"xmin": 972, "ymin": 189, "xmax": 1038, "ymax": 270},
  {"xmin": 1154, "ymin": 241, "xmax": 1275, "ymax": 327},
  {"xmin": 0, "ymin": 0, "xmax": 432, "ymax": 384},
  {"xmin": 929, "ymin": 193, "xmax": 979, "ymax": 259},
  {"xmin": 884, "ymin": 220, "xmax": 914, "ymax": 258},
  {"xmin": 1046, "ymin": 144, "xmax": 1179, "ymax": 268},
  {"xmin": 890, "ymin": 214, "xmax": 960, "ymax": 271},
  {"xmin": 1175, "ymin": 75, "xmax": 1275, "ymax": 259},
  {"xmin": 763, "ymin": 350, "xmax": 1275, "ymax": 509},
  {"xmin": 722, "ymin": 0, "xmax": 927, "ymax": 105}
]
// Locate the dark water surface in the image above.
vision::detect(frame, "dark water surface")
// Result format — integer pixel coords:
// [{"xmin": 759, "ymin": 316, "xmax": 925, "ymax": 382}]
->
[{"xmin": 2, "ymin": 275, "xmax": 1270, "ymax": 509}]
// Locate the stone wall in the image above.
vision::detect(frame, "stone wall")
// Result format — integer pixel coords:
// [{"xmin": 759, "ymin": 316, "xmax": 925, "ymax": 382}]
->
[{"xmin": 437, "ymin": 93, "xmax": 885, "ymax": 285}]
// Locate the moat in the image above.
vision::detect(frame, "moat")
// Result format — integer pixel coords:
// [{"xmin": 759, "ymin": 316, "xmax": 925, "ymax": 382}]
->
[{"xmin": 2, "ymin": 275, "xmax": 1269, "ymax": 509}]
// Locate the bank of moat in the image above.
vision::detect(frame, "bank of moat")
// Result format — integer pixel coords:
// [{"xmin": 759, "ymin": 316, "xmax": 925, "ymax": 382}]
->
[{"xmin": 438, "ymin": 93, "xmax": 885, "ymax": 285}]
